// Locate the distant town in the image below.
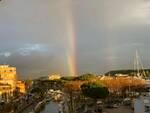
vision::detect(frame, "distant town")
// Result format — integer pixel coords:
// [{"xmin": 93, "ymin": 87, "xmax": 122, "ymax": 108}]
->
[{"xmin": 0, "ymin": 64, "xmax": 150, "ymax": 113}]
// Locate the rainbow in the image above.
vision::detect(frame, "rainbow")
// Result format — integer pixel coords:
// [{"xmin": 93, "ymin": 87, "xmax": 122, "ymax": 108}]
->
[
  {"xmin": 65, "ymin": 1, "xmax": 76, "ymax": 76},
  {"xmin": 105, "ymin": 32, "xmax": 118, "ymax": 69}
]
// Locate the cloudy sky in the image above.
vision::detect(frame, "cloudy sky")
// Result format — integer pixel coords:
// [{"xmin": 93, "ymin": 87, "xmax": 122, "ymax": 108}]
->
[{"xmin": 0, "ymin": 0, "xmax": 150, "ymax": 79}]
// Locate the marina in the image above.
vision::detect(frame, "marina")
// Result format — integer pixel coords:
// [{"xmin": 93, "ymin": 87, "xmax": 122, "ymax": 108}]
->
[{"xmin": 40, "ymin": 102, "xmax": 59, "ymax": 113}]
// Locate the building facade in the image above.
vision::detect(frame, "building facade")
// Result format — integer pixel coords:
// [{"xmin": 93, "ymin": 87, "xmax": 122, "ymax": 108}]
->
[
  {"xmin": 0, "ymin": 65, "xmax": 16, "ymax": 90},
  {"xmin": 16, "ymin": 80, "xmax": 26, "ymax": 93},
  {"xmin": 48, "ymin": 74, "xmax": 61, "ymax": 80},
  {"xmin": 0, "ymin": 65, "xmax": 17, "ymax": 102}
]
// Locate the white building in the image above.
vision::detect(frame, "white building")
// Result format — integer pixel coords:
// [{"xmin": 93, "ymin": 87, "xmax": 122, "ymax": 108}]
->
[
  {"xmin": 134, "ymin": 84, "xmax": 150, "ymax": 113},
  {"xmin": 134, "ymin": 96, "xmax": 150, "ymax": 113}
]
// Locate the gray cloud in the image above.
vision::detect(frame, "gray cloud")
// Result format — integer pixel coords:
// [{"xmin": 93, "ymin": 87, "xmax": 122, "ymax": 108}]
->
[
  {"xmin": 0, "ymin": 0, "xmax": 150, "ymax": 79},
  {"xmin": 17, "ymin": 44, "xmax": 48, "ymax": 56},
  {"xmin": 0, "ymin": 52, "xmax": 11, "ymax": 57}
]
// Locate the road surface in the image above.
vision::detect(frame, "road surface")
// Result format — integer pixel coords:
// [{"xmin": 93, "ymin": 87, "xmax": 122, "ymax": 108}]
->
[{"xmin": 103, "ymin": 106, "xmax": 133, "ymax": 113}]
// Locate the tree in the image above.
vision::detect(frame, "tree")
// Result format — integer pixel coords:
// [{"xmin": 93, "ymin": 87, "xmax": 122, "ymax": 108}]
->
[
  {"xmin": 30, "ymin": 87, "xmax": 45, "ymax": 98},
  {"xmin": 64, "ymin": 81, "xmax": 84, "ymax": 113},
  {"xmin": 61, "ymin": 76, "xmax": 76, "ymax": 81},
  {"xmin": 100, "ymin": 76, "xmax": 145, "ymax": 97},
  {"xmin": 25, "ymin": 79, "xmax": 33, "ymax": 91},
  {"xmin": 81, "ymin": 82, "xmax": 109, "ymax": 100},
  {"xmin": 76, "ymin": 73, "xmax": 97, "ymax": 81},
  {"xmin": 81, "ymin": 82, "xmax": 109, "ymax": 112}
]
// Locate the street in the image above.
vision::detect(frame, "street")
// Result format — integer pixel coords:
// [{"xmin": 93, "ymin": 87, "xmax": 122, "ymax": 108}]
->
[{"xmin": 103, "ymin": 106, "xmax": 133, "ymax": 113}]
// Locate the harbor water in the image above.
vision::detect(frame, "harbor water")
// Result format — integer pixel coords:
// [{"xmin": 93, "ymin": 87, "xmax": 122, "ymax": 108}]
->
[{"xmin": 40, "ymin": 102, "xmax": 59, "ymax": 113}]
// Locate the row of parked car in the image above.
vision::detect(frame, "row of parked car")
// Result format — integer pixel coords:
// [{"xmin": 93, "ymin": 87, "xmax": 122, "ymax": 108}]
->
[
  {"xmin": 105, "ymin": 98, "xmax": 132, "ymax": 108},
  {"xmin": 81, "ymin": 98, "xmax": 132, "ymax": 113}
]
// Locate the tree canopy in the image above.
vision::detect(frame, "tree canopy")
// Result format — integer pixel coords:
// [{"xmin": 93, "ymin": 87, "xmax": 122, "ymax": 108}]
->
[
  {"xmin": 81, "ymin": 82, "xmax": 109, "ymax": 99},
  {"xmin": 76, "ymin": 73, "xmax": 97, "ymax": 81},
  {"xmin": 30, "ymin": 87, "xmax": 45, "ymax": 97},
  {"xmin": 61, "ymin": 76, "xmax": 76, "ymax": 81}
]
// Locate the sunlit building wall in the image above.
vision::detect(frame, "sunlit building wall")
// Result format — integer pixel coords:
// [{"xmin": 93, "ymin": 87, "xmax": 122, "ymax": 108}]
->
[
  {"xmin": 16, "ymin": 80, "xmax": 26, "ymax": 93},
  {"xmin": 0, "ymin": 65, "xmax": 17, "ymax": 90},
  {"xmin": 0, "ymin": 84, "xmax": 13, "ymax": 102},
  {"xmin": 48, "ymin": 74, "xmax": 61, "ymax": 80},
  {"xmin": 0, "ymin": 65, "xmax": 17, "ymax": 102}
]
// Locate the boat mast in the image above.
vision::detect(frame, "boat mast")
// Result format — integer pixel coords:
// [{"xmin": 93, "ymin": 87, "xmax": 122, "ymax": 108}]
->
[{"xmin": 134, "ymin": 50, "xmax": 146, "ymax": 79}]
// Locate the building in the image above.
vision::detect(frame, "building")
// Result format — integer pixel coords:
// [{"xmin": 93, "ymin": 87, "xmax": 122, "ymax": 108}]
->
[
  {"xmin": 134, "ymin": 84, "xmax": 150, "ymax": 113},
  {"xmin": 134, "ymin": 96, "xmax": 150, "ymax": 113},
  {"xmin": 0, "ymin": 65, "xmax": 16, "ymax": 90},
  {"xmin": 48, "ymin": 74, "xmax": 61, "ymax": 80},
  {"xmin": 115, "ymin": 74, "xmax": 129, "ymax": 77},
  {"xmin": 0, "ymin": 83, "xmax": 12, "ymax": 102},
  {"xmin": 0, "ymin": 65, "xmax": 17, "ymax": 102},
  {"xmin": 16, "ymin": 80, "xmax": 26, "ymax": 94}
]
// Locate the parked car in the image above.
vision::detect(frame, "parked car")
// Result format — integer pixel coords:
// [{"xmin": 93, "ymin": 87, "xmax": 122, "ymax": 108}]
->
[
  {"xmin": 106, "ymin": 103, "xmax": 119, "ymax": 108},
  {"xmin": 112, "ymin": 103, "xmax": 119, "ymax": 108}
]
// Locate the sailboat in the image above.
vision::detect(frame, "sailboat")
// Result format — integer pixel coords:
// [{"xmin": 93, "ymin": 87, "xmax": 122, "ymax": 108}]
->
[{"xmin": 133, "ymin": 50, "xmax": 147, "ymax": 80}]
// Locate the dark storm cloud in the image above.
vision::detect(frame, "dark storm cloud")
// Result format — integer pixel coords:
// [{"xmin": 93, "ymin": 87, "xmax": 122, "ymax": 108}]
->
[{"xmin": 0, "ymin": 0, "xmax": 150, "ymax": 79}]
